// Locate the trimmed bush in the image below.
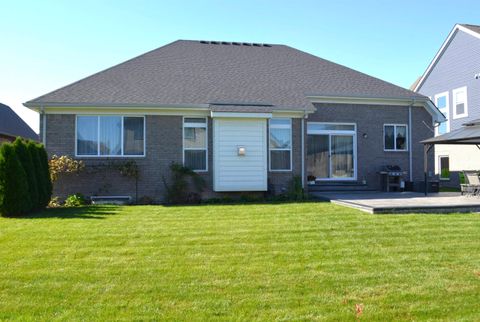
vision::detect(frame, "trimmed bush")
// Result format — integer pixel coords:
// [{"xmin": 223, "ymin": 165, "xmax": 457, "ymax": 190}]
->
[
  {"xmin": 64, "ymin": 193, "xmax": 87, "ymax": 207},
  {"xmin": 37, "ymin": 144, "xmax": 53, "ymax": 207},
  {"xmin": 28, "ymin": 141, "xmax": 48, "ymax": 209},
  {"xmin": 0, "ymin": 143, "xmax": 30, "ymax": 216},
  {"xmin": 13, "ymin": 138, "xmax": 38, "ymax": 211}
]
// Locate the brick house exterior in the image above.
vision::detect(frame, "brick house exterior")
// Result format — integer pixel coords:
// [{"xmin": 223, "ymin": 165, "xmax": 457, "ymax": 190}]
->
[{"xmin": 26, "ymin": 40, "xmax": 444, "ymax": 202}]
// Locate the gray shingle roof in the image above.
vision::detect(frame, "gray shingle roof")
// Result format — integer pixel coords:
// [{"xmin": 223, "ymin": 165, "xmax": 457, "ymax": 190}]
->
[
  {"xmin": 27, "ymin": 40, "xmax": 425, "ymax": 111},
  {"xmin": 0, "ymin": 103, "xmax": 38, "ymax": 140},
  {"xmin": 460, "ymin": 24, "xmax": 480, "ymax": 34}
]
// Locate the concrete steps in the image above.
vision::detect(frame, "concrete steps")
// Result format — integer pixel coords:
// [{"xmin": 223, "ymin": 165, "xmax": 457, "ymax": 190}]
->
[{"xmin": 308, "ymin": 181, "xmax": 376, "ymax": 193}]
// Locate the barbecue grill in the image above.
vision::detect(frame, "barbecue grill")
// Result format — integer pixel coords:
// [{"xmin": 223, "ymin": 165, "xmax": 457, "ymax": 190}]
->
[{"xmin": 379, "ymin": 165, "xmax": 408, "ymax": 192}]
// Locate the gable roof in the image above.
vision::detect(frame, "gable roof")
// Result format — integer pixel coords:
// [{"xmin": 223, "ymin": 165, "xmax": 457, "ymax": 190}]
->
[
  {"xmin": 25, "ymin": 40, "xmax": 426, "ymax": 113},
  {"xmin": 0, "ymin": 103, "xmax": 38, "ymax": 140},
  {"xmin": 414, "ymin": 23, "xmax": 480, "ymax": 92}
]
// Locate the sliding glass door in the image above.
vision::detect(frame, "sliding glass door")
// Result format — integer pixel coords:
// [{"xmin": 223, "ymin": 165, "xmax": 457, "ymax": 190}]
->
[{"xmin": 307, "ymin": 123, "xmax": 356, "ymax": 180}]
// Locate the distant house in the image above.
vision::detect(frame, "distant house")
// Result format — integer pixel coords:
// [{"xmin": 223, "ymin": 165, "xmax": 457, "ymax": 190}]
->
[
  {"xmin": 0, "ymin": 103, "xmax": 38, "ymax": 143},
  {"xmin": 414, "ymin": 23, "xmax": 480, "ymax": 187},
  {"xmin": 25, "ymin": 40, "xmax": 444, "ymax": 202}
]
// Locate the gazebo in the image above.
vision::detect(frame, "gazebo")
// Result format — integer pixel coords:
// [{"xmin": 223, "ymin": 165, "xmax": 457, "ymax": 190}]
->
[{"xmin": 421, "ymin": 119, "xmax": 480, "ymax": 195}]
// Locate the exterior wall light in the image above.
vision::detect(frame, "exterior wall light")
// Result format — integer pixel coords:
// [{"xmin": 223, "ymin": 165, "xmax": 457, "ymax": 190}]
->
[{"xmin": 237, "ymin": 146, "xmax": 246, "ymax": 156}]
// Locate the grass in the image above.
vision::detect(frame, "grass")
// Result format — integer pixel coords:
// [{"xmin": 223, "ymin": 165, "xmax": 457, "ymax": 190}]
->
[
  {"xmin": 1, "ymin": 203, "xmax": 480, "ymax": 321},
  {"xmin": 440, "ymin": 186, "xmax": 461, "ymax": 192}
]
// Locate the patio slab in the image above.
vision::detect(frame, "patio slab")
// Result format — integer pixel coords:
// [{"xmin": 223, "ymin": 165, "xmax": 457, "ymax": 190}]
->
[{"xmin": 311, "ymin": 191, "xmax": 480, "ymax": 214}]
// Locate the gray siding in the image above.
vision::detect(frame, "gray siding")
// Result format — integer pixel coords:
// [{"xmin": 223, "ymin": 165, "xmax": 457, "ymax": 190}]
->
[{"xmin": 418, "ymin": 30, "xmax": 480, "ymax": 130}]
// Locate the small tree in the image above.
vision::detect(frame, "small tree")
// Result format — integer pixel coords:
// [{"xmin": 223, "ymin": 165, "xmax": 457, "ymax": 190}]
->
[
  {"xmin": 13, "ymin": 138, "xmax": 38, "ymax": 211},
  {"xmin": 28, "ymin": 141, "xmax": 47, "ymax": 209},
  {"xmin": 37, "ymin": 144, "xmax": 52, "ymax": 208},
  {"xmin": 0, "ymin": 143, "xmax": 30, "ymax": 216}
]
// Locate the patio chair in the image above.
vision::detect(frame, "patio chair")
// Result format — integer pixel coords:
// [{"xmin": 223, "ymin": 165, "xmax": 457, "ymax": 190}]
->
[{"xmin": 461, "ymin": 171, "xmax": 480, "ymax": 196}]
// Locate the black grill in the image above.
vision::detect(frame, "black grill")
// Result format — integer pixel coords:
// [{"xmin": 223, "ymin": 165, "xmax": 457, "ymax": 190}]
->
[{"xmin": 379, "ymin": 165, "xmax": 407, "ymax": 192}]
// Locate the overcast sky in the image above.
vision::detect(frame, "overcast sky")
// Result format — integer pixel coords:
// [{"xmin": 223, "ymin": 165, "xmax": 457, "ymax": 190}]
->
[{"xmin": 1, "ymin": 0, "xmax": 479, "ymax": 133}]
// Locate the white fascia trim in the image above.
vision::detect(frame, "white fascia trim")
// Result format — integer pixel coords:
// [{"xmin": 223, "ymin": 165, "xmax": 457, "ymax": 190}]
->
[
  {"xmin": 36, "ymin": 107, "xmax": 210, "ymax": 117},
  {"xmin": 272, "ymin": 110, "xmax": 313, "ymax": 118},
  {"xmin": 307, "ymin": 95, "xmax": 446, "ymax": 123},
  {"xmin": 210, "ymin": 112, "xmax": 272, "ymax": 118},
  {"xmin": 414, "ymin": 24, "xmax": 480, "ymax": 92},
  {"xmin": 24, "ymin": 102, "xmax": 210, "ymax": 114}
]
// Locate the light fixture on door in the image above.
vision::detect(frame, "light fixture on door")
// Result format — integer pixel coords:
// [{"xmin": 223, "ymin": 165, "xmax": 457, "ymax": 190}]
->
[{"xmin": 237, "ymin": 146, "xmax": 246, "ymax": 156}]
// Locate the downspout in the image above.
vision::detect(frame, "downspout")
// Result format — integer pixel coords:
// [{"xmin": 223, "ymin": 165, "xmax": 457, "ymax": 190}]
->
[
  {"xmin": 41, "ymin": 106, "xmax": 46, "ymax": 145},
  {"xmin": 408, "ymin": 100, "xmax": 413, "ymax": 182},
  {"xmin": 301, "ymin": 115, "xmax": 305, "ymax": 189}
]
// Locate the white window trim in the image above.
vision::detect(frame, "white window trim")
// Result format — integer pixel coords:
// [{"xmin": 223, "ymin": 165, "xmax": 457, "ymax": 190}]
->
[
  {"xmin": 306, "ymin": 122, "xmax": 357, "ymax": 181},
  {"xmin": 269, "ymin": 118, "xmax": 292, "ymax": 172},
  {"xmin": 434, "ymin": 91, "xmax": 450, "ymax": 136},
  {"xmin": 438, "ymin": 155, "xmax": 450, "ymax": 181},
  {"xmin": 452, "ymin": 86, "xmax": 468, "ymax": 119},
  {"xmin": 75, "ymin": 115, "xmax": 146, "ymax": 157},
  {"xmin": 182, "ymin": 116, "xmax": 208, "ymax": 172},
  {"xmin": 384, "ymin": 124, "xmax": 408, "ymax": 152}
]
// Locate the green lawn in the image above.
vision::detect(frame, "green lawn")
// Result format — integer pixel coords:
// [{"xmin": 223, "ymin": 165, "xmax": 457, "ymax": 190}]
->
[{"xmin": 1, "ymin": 203, "xmax": 479, "ymax": 321}]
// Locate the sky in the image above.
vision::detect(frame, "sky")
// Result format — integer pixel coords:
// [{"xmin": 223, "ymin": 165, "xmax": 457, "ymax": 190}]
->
[{"xmin": 1, "ymin": 0, "xmax": 479, "ymax": 133}]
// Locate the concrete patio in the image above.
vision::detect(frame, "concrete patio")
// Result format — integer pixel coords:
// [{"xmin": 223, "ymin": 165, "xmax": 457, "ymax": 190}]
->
[{"xmin": 311, "ymin": 191, "xmax": 480, "ymax": 214}]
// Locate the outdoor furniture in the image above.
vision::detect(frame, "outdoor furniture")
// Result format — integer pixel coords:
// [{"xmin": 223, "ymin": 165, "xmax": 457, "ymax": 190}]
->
[{"xmin": 461, "ymin": 171, "xmax": 480, "ymax": 196}]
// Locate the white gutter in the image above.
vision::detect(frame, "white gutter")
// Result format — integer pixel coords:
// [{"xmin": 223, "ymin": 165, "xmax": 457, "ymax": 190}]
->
[
  {"xmin": 41, "ymin": 106, "xmax": 46, "ymax": 145},
  {"xmin": 301, "ymin": 117, "xmax": 305, "ymax": 188}
]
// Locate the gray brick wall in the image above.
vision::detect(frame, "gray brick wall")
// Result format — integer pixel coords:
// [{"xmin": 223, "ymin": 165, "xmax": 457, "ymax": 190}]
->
[
  {"xmin": 307, "ymin": 103, "xmax": 434, "ymax": 190},
  {"xmin": 46, "ymin": 114, "xmax": 183, "ymax": 203},
  {"xmin": 44, "ymin": 104, "xmax": 434, "ymax": 201}
]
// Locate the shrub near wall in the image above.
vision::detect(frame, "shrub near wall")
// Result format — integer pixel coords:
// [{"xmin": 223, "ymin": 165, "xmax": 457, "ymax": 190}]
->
[
  {"xmin": 0, "ymin": 143, "xmax": 30, "ymax": 216},
  {"xmin": 13, "ymin": 138, "xmax": 39, "ymax": 211},
  {"xmin": 0, "ymin": 139, "xmax": 52, "ymax": 217},
  {"xmin": 37, "ymin": 143, "xmax": 52, "ymax": 207}
]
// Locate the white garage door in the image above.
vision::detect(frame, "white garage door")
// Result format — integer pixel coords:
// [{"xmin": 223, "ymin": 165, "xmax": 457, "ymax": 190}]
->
[{"xmin": 213, "ymin": 118, "xmax": 268, "ymax": 191}]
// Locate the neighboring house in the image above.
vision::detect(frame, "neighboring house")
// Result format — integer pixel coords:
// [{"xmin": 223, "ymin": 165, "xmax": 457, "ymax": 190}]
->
[
  {"xmin": 0, "ymin": 103, "xmax": 38, "ymax": 143},
  {"xmin": 24, "ymin": 40, "xmax": 444, "ymax": 202},
  {"xmin": 414, "ymin": 23, "xmax": 480, "ymax": 187}
]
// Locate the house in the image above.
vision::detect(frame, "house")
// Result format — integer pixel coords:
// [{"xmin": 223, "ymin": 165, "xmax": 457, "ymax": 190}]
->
[
  {"xmin": 24, "ymin": 40, "xmax": 444, "ymax": 202},
  {"xmin": 414, "ymin": 24, "xmax": 480, "ymax": 187},
  {"xmin": 0, "ymin": 103, "xmax": 38, "ymax": 143}
]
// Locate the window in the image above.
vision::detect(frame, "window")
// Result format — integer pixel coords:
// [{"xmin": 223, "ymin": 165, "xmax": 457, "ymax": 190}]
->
[
  {"xmin": 76, "ymin": 116, "xmax": 145, "ymax": 156},
  {"xmin": 269, "ymin": 118, "xmax": 292, "ymax": 171},
  {"xmin": 434, "ymin": 92, "xmax": 449, "ymax": 135},
  {"xmin": 452, "ymin": 86, "xmax": 468, "ymax": 119},
  {"xmin": 384, "ymin": 124, "xmax": 408, "ymax": 151},
  {"xmin": 183, "ymin": 117, "xmax": 207, "ymax": 171},
  {"xmin": 439, "ymin": 156, "xmax": 450, "ymax": 180}
]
